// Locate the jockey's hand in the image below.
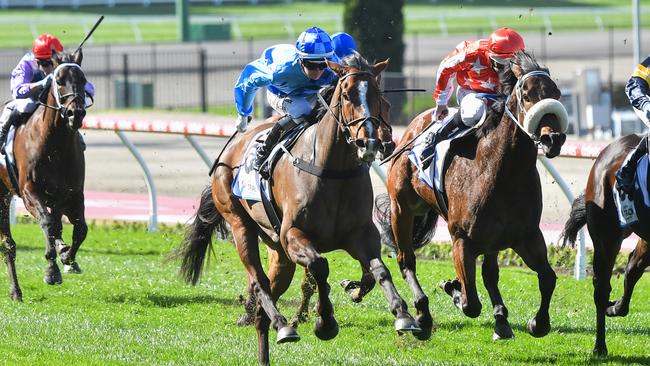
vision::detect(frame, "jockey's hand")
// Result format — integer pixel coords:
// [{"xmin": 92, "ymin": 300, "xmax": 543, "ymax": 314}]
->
[
  {"xmin": 434, "ymin": 104, "xmax": 448, "ymax": 121},
  {"xmin": 236, "ymin": 115, "xmax": 252, "ymax": 133},
  {"xmin": 33, "ymin": 74, "xmax": 52, "ymax": 90}
]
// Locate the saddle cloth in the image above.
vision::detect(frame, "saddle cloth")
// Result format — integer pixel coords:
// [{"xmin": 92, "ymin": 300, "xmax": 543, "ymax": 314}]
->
[
  {"xmin": 614, "ymin": 152, "xmax": 650, "ymax": 228},
  {"xmin": 408, "ymin": 108, "xmax": 476, "ymax": 193}
]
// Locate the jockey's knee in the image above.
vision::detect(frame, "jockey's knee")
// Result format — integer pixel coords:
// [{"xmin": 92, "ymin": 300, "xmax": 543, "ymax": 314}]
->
[{"xmin": 460, "ymin": 94, "xmax": 486, "ymax": 127}]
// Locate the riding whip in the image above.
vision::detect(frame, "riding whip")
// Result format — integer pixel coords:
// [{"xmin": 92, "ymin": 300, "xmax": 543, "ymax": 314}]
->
[
  {"xmin": 74, "ymin": 15, "xmax": 105, "ymax": 53},
  {"xmin": 209, "ymin": 130, "xmax": 238, "ymax": 176}
]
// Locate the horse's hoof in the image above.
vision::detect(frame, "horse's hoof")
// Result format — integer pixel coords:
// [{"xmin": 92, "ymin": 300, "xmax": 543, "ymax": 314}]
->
[
  {"xmin": 527, "ymin": 316, "xmax": 550, "ymax": 338},
  {"xmin": 43, "ymin": 267, "xmax": 63, "ymax": 285},
  {"xmin": 593, "ymin": 346, "xmax": 608, "ymax": 357},
  {"xmin": 276, "ymin": 326, "xmax": 300, "ymax": 344},
  {"xmin": 412, "ymin": 315, "xmax": 434, "ymax": 340},
  {"xmin": 314, "ymin": 316, "xmax": 339, "ymax": 340},
  {"xmin": 492, "ymin": 326, "xmax": 515, "ymax": 340},
  {"xmin": 237, "ymin": 313, "xmax": 255, "ymax": 327},
  {"xmin": 10, "ymin": 291, "xmax": 22, "ymax": 302},
  {"xmin": 606, "ymin": 301, "xmax": 628, "ymax": 318},
  {"xmin": 63, "ymin": 262, "xmax": 82, "ymax": 274},
  {"xmin": 395, "ymin": 316, "xmax": 420, "ymax": 333}
]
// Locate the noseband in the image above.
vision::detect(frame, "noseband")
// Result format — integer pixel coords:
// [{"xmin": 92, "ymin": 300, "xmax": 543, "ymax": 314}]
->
[
  {"xmin": 40, "ymin": 63, "xmax": 87, "ymax": 119},
  {"xmin": 503, "ymin": 70, "xmax": 553, "ymax": 141},
  {"xmin": 317, "ymin": 71, "xmax": 391, "ymax": 143}
]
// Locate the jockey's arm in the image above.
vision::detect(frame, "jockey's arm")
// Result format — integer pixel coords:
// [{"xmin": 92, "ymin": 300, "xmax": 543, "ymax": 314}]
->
[
  {"xmin": 10, "ymin": 61, "xmax": 42, "ymax": 99},
  {"xmin": 433, "ymin": 52, "xmax": 466, "ymax": 107},
  {"xmin": 626, "ymin": 57, "xmax": 650, "ymax": 114},
  {"xmin": 234, "ymin": 60, "xmax": 273, "ymax": 117}
]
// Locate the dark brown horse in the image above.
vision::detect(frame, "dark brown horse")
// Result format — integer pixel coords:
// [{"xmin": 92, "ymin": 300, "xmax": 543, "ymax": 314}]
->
[
  {"xmin": 0, "ymin": 50, "xmax": 88, "ymax": 301},
  {"xmin": 561, "ymin": 134, "xmax": 650, "ymax": 356},
  {"xmin": 375, "ymin": 51, "xmax": 568, "ymax": 340},
  {"xmin": 173, "ymin": 55, "xmax": 419, "ymax": 365}
]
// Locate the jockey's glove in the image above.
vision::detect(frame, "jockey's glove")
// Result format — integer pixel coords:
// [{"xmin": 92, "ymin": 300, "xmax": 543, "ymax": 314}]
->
[
  {"xmin": 34, "ymin": 74, "xmax": 52, "ymax": 90},
  {"xmin": 236, "ymin": 115, "xmax": 252, "ymax": 133}
]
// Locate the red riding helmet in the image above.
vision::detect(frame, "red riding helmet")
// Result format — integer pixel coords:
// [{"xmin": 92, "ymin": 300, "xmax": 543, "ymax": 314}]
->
[
  {"xmin": 32, "ymin": 33, "xmax": 64, "ymax": 60},
  {"xmin": 487, "ymin": 27, "xmax": 525, "ymax": 58}
]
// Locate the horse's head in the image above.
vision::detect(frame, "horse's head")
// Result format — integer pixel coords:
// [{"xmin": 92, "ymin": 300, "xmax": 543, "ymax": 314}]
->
[
  {"xmin": 503, "ymin": 51, "xmax": 568, "ymax": 158},
  {"xmin": 50, "ymin": 49, "xmax": 88, "ymax": 130},
  {"xmin": 326, "ymin": 55, "xmax": 391, "ymax": 163}
]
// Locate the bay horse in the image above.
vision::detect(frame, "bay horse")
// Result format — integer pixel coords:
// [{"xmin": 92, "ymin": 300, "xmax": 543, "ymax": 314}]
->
[
  {"xmin": 172, "ymin": 55, "xmax": 419, "ymax": 365},
  {"xmin": 375, "ymin": 51, "xmax": 568, "ymax": 341},
  {"xmin": 561, "ymin": 134, "xmax": 650, "ymax": 356},
  {"xmin": 0, "ymin": 50, "xmax": 88, "ymax": 301}
]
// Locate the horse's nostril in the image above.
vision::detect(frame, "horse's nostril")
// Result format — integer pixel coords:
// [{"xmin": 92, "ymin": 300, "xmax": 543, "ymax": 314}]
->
[{"xmin": 66, "ymin": 110, "xmax": 74, "ymax": 118}]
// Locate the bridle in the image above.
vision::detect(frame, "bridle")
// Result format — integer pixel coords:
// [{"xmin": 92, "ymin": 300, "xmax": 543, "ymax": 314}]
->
[
  {"xmin": 503, "ymin": 70, "xmax": 553, "ymax": 140},
  {"xmin": 39, "ymin": 63, "xmax": 90, "ymax": 120},
  {"xmin": 317, "ymin": 70, "xmax": 391, "ymax": 144}
]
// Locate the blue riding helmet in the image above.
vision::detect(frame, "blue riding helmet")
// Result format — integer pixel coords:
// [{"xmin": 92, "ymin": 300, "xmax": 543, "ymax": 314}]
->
[
  {"xmin": 331, "ymin": 32, "xmax": 357, "ymax": 59},
  {"xmin": 295, "ymin": 26, "xmax": 334, "ymax": 60}
]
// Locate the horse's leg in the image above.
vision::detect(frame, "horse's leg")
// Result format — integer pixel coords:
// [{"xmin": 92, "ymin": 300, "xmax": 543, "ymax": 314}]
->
[
  {"xmin": 60, "ymin": 192, "xmax": 87, "ymax": 274},
  {"xmin": 292, "ymin": 268, "xmax": 317, "ymax": 327},
  {"xmin": 0, "ymin": 193, "xmax": 21, "ymax": 301},
  {"xmin": 481, "ymin": 253, "xmax": 513, "ymax": 340},
  {"xmin": 391, "ymin": 204, "xmax": 433, "ymax": 340},
  {"xmin": 592, "ymin": 235, "xmax": 623, "ymax": 356},
  {"xmin": 441, "ymin": 236, "xmax": 481, "ymax": 318},
  {"xmin": 22, "ymin": 189, "xmax": 63, "ymax": 285},
  {"xmin": 607, "ymin": 239, "xmax": 650, "ymax": 317},
  {"xmin": 285, "ymin": 227, "xmax": 338, "ymax": 341},
  {"xmin": 340, "ymin": 266, "xmax": 374, "ymax": 303},
  {"xmin": 511, "ymin": 229, "xmax": 556, "ymax": 338}
]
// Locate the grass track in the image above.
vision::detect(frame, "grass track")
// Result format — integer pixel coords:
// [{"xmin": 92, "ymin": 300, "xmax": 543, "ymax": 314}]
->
[{"xmin": 0, "ymin": 223, "xmax": 648, "ymax": 365}]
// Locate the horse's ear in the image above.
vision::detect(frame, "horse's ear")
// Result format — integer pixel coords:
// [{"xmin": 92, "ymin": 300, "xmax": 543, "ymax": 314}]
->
[
  {"xmin": 51, "ymin": 52, "xmax": 62, "ymax": 67},
  {"xmin": 73, "ymin": 48, "xmax": 83, "ymax": 66},
  {"xmin": 326, "ymin": 60, "xmax": 346, "ymax": 77},
  {"xmin": 510, "ymin": 62, "xmax": 524, "ymax": 79},
  {"xmin": 372, "ymin": 58, "xmax": 390, "ymax": 76}
]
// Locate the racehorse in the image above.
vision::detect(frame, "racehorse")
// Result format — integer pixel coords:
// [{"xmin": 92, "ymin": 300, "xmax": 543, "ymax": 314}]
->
[
  {"xmin": 561, "ymin": 134, "xmax": 650, "ymax": 356},
  {"xmin": 172, "ymin": 55, "xmax": 419, "ymax": 365},
  {"xmin": 375, "ymin": 51, "xmax": 568, "ymax": 340},
  {"xmin": 0, "ymin": 49, "xmax": 88, "ymax": 301}
]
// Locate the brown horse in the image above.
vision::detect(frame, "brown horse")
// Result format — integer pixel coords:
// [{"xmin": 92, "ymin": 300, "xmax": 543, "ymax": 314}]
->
[
  {"xmin": 561, "ymin": 134, "xmax": 650, "ymax": 356},
  {"xmin": 0, "ymin": 50, "xmax": 88, "ymax": 301},
  {"xmin": 375, "ymin": 51, "xmax": 568, "ymax": 340},
  {"xmin": 173, "ymin": 55, "xmax": 419, "ymax": 365}
]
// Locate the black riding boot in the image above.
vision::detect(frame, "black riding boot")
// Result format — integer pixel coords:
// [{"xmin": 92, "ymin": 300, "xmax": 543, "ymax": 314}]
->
[
  {"xmin": 0, "ymin": 109, "xmax": 28, "ymax": 155},
  {"xmin": 253, "ymin": 115, "xmax": 297, "ymax": 178},
  {"xmin": 616, "ymin": 134, "xmax": 649, "ymax": 195},
  {"xmin": 420, "ymin": 112, "xmax": 465, "ymax": 169}
]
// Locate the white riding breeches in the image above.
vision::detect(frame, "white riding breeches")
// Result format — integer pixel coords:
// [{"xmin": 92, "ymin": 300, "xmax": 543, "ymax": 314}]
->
[
  {"xmin": 633, "ymin": 107, "xmax": 650, "ymax": 129},
  {"xmin": 0, "ymin": 99, "xmax": 39, "ymax": 125},
  {"xmin": 457, "ymin": 88, "xmax": 486, "ymax": 127},
  {"xmin": 267, "ymin": 91, "xmax": 318, "ymax": 119}
]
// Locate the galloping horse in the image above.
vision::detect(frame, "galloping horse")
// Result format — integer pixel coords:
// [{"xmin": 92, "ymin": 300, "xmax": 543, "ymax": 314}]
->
[
  {"xmin": 561, "ymin": 134, "xmax": 650, "ymax": 356},
  {"xmin": 375, "ymin": 51, "xmax": 568, "ymax": 340},
  {"xmin": 0, "ymin": 49, "xmax": 88, "ymax": 301},
  {"xmin": 173, "ymin": 55, "xmax": 419, "ymax": 365}
]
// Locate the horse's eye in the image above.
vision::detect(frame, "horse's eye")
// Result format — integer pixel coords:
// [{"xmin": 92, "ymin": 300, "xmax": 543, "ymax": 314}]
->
[
  {"xmin": 523, "ymin": 95, "xmax": 530, "ymax": 103},
  {"xmin": 342, "ymin": 93, "xmax": 350, "ymax": 101}
]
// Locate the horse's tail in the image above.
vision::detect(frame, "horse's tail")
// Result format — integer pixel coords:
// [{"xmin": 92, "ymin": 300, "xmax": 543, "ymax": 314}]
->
[
  {"xmin": 374, "ymin": 193, "xmax": 439, "ymax": 250},
  {"xmin": 560, "ymin": 191, "xmax": 587, "ymax": 249},
  {"xmin": 169, "ymin": 185, "xmax": 229, "ymax": 285}
]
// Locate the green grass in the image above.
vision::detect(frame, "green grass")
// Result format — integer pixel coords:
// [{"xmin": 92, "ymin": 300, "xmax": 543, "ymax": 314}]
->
[{"xmin": 0, "ymin": 222, "xmax": 648, "ymax": 365}]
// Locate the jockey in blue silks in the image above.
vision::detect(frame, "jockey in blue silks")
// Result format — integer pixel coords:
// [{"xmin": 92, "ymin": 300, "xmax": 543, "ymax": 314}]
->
[
  {"xmin": 331, "ymin": 32, "xmax": 357, "ymax": 60},
  {"xmin": 618, "ymin": 56, "xmax": 650, "ymax": 195},
  {"xmin": 0, "ymin": 33, "xmax": 94, "ymax": 153},
  {"xmin": 234, "ymin": 26, "xmax": 339, "ymax": 177}
]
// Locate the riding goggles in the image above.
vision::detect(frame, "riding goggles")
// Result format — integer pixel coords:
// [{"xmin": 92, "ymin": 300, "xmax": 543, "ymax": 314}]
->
[{"xmin": 302, "ymin": 59, "xmax": 328, "ymax": 70}]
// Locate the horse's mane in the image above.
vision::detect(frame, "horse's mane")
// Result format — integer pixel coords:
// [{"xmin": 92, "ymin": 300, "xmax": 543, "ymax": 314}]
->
[
  {"xmin": 310, "ymin": 52, "xmax": 374, "ymax": 123},
  {"xmin": 478, "ymin": 50, "xmax": 548, "ymax": 138}
]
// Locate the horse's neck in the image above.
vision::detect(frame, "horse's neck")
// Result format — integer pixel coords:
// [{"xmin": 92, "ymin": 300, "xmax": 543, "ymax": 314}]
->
[
  {"xmin": 311, "ymin": 90, "xmax": 359, "ymax": 170},
  {"xmin": 482, "ymin": 102, "xmax": 536, "ymax": 168},
  {"xmin": 34, "ymin": 91, "xmax": 68, "ymax": 144}
]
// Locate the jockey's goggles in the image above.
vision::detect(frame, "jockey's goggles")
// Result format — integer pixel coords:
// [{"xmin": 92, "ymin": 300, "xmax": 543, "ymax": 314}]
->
[
  {"xmin": 301, "ymin": 59, "xmax": 328, "ymax": 70},
  {"xmin": 489, "ymin": 55, "xmax": 511, "ymax": 66},
  {"xmin": 37, "ymin": 59, "xmax": 53, "ymax": 67}
]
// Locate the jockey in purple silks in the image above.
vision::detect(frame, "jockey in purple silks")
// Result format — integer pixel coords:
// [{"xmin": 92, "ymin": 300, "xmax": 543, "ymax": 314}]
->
[{"xmin": 0, "ymin": 33, "xmax": 95, "ymax": 153}]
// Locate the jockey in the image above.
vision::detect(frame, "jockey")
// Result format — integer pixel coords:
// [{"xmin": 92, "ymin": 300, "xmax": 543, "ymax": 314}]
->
[
  {"xmin": 234, "ymin": 26, "xmax": 338, "ymax": 178},
  {"xmin": 618, "ymin": 57, "xmax": 650, "ymax": 195},
  {"xmin": 331, "ymin": 32, "xmax": 357, "ymax": 60},
  {"xmin": 0, "ymin": 33, "xmax": 95, "ymax": 153},
  {"xmin": 420, "ymin": 27, "xmax": 525, "ymax": 168}
]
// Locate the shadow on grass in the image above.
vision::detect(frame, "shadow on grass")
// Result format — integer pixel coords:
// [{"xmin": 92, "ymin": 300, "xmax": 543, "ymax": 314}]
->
[{"xmin": 105, "ymin": 292, "xmax": 240, "ymax": 308}]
